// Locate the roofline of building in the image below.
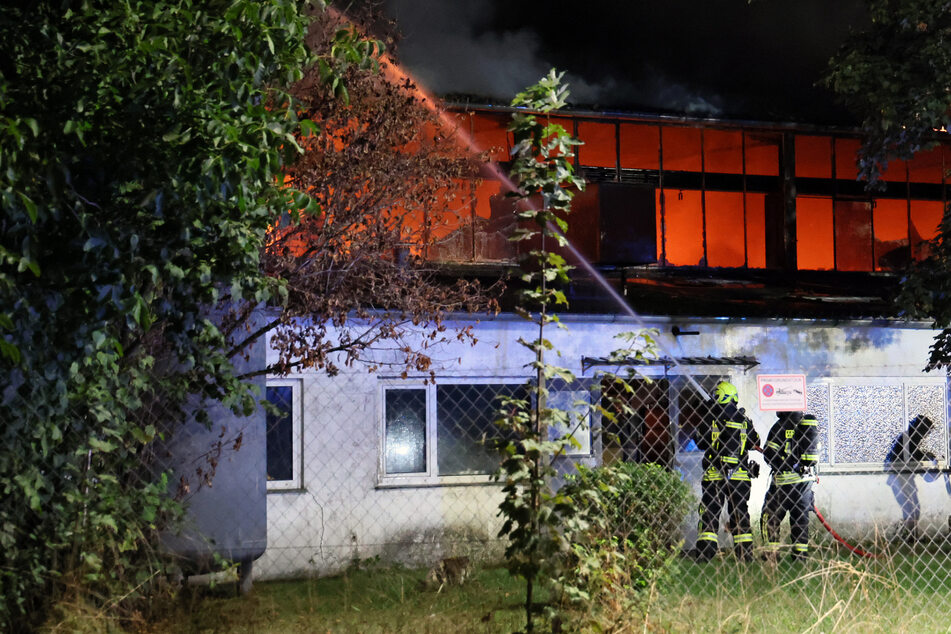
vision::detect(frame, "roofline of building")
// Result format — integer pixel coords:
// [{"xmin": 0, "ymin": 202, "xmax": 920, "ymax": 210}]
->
[
  {"xmin": 444, "ymin": 100, "xmax": 951, "ymax": 141},
  {"xmin": 434, "ymin": 309, "xmax": 937, "ymax": 331}
]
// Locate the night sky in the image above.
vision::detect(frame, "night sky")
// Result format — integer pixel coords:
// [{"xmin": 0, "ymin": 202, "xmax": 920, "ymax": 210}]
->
[{"xmin": 355, "ymin": 0, "xmax": 870, "ymax": 124}]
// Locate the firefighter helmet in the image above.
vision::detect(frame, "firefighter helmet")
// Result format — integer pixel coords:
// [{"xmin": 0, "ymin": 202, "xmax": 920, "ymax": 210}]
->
[{"xmin": 714, "ymin": 381, "xmax": 738, "ymax": 404}]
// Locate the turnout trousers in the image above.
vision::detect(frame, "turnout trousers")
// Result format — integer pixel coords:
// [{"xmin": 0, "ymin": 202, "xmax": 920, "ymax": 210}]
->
[
  {"xmin": 761, "ymin": 481, "xmax": 813, "ymax": 558},
  {"xmin": 726, "ymin": 478, "xmax": 754, "ymax": 560},
  {"xmin": 696, "ymin": 478, "xmax": 726, "ymax": 561}
]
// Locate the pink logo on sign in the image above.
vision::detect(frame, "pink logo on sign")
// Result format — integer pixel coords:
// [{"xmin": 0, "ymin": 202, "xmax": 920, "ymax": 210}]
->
[{"xmin": 762, "ymin": 384, "xmax": 774, "ymax": 397}]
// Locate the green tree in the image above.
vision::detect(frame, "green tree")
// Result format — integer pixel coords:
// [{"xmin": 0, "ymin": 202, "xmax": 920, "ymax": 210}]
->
[
  {"xmin": 492, "ymin": 69, "xmax": 585, "ymax": 634},
  {"xmin": 826, "ymin": 0, "xmax": 951, "ymax": 183},
  {"xmin": 826, "ymin": 1, "xmax": 951, "ymax": 370},
  {"xmin": 244, "ymin": 9, "xmax": 496, "ymax": 379},
  {"xmin": 0, "ymin": 1, "xmax": 379, "ymax": 627}
]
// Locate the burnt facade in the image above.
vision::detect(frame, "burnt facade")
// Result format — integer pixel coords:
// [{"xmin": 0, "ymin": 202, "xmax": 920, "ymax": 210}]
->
[{"xmin": 430, "ymin": 106, "xmax": 950, "ymax": 320}]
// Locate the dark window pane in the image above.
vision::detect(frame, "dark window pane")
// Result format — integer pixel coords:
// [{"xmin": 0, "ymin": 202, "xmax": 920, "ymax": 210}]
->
[
  {"xmin": 266, "ymin": 386, "xmax": 294, "ymax": 482},
  {"xmin": 436, "ymin": 383, "xmax": 525, "ymax": 476},
  {"xmin": 834, "ymin": 201, "xmax": 873, "ymax": 271},
  {"xmin": 385, "ymin": 389, "xmax": 427, "ymax": 474},
  {"xmin": 795, "ymin": 135, "xmax": 832, "ymax": 179}
]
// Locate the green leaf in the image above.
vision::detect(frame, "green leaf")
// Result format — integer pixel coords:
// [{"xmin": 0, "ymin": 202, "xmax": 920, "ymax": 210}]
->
[{"xmin": 88, "ymin": 437, "xmax": 118, "ymax": 453}]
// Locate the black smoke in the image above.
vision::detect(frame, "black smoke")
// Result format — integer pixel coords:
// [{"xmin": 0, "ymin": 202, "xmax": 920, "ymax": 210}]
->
[{"xmin": 368, "ymin": 0, "xmax": 868, "ymax": 123}]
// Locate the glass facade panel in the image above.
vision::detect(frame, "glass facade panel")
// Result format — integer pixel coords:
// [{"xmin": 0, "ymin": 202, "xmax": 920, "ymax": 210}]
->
[
  {"xmin": 705, "ymin": 191, "xmax": 746, "ymax": 267},
  {"xmin": 796, "ymin": 197, "xmax": 835, "ymax": 270},
  {"xmin": 911, "ymin": 200, "xmax": 944, "ymax": 260},
  {"xmin": 578, "ymin": 120, "xmax": 616, "ymax": 168},
  {"xmin": 796, "ymin": 135, "xmax": 832, "ymax": 179},
  {"xmin": 662, "ymin": 127, "xmax": 702, "ymax": 172},
  {"xmin": 703, "ymin": 129, "xmax": 743, "ymax": 174},
  {"xmin": 908, "ymin": 145, "xmax": 944, "ymax": 184},
  {"xmin": 468, "ymin": 111, "xmax": 510, "ymax": 161},
  {"xmin": 835, "ymin": 138, "xmax": 862, "ymax": 181},
  {"xmin": 879, "ymin": 157, "xmax": 908, "ymax": 183},
  {"xmin": 662, "ymin": 189, "xmax": 704, "ymax": 265},
  {"xmin": 619, "ymin": 123, "xmax": 660, "ymax": 169},
  {"xmin": 834, "ymin": 201, "xmax": 873, "ymax": 271},
  {"xmin": 745, "ymin": 132, "xmax": 780, "ymax": 176},
  {"xmin": 745, "ymin": 193, "xmax": 767, "ymax": 268}
]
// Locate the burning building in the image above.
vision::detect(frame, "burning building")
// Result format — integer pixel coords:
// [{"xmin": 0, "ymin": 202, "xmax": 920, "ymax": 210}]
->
[{"xmin": 256, "ymin": 105, "xmax": 951, "ymax": 578}]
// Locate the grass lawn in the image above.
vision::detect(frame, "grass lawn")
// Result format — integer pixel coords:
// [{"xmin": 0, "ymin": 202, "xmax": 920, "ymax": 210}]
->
[
  {"xmin": 146, "ymin": 543, "xmax": 951, "ymax": 633},
  {"xmin": 148, "ymin": 566, "xmax": 537, "ymax": 634}
]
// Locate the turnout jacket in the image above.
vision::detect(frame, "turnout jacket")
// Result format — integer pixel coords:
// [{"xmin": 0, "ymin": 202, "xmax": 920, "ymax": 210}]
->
[
  {"xmin": 764, "ymin": 413, "xmax": 818, "ymax": 485},
  {"xmin": 698, "ymin": 400, "xmax": 759, "ymax": 482}
]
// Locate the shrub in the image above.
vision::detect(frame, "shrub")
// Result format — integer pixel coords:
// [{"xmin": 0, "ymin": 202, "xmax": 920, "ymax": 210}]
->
[{"xmin": 558, "ymin": 461, "xmax": 694, "ymax": 614}]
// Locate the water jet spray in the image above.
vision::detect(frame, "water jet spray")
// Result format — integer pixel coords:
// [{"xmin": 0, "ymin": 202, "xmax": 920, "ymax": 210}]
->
[{"xmin": 328, "ymin": 5, "xmax": 714, "ymax": 400}]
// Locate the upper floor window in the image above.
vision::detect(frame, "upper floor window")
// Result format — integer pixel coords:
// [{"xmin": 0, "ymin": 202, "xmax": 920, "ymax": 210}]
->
[{"xmin": 434, "ymin": 110, "xmax": 949, "ymax": 273}]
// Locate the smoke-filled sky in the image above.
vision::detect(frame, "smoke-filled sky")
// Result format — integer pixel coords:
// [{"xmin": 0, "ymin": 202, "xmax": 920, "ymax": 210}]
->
[{"xmin": 356, "ymin": 0, "xmax": 869, "ymax": 124}]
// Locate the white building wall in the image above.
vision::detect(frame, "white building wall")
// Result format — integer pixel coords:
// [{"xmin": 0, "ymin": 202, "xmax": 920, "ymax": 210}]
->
[{"xmin": 257, "ymin": 313, "xmax": 950, "ymax": 578}]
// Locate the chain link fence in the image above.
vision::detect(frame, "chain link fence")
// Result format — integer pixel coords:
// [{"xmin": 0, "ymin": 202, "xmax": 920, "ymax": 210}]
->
[
  {"xmin": 253, "ymin": 354, "xmax": 951, "ymax": 628},
  {"xmin": 5, "ymin": 335, "xmax": 951, "ymax": 630}
]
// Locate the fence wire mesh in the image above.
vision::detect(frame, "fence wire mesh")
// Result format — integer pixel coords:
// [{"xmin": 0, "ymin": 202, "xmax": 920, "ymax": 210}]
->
[
  {"xmin": 255, "ymin": 365, "xmax": 951, "ymax": 630},
  {"xmin": 5, "ymin": 354, "xmax": 951, "ymax": 631}
]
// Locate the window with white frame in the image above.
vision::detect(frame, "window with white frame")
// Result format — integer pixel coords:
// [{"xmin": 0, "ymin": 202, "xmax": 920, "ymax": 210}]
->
[
  {"xmin": 806, "ymin": 377, "xmax": 948, "ymax": 472},
  {"xmin": 380, "ymin": 379, "xmax": 596, "ymax": 485},
  {"xmin": 265, "ymin": 379, "xmax": 302, "ymax": 490}
]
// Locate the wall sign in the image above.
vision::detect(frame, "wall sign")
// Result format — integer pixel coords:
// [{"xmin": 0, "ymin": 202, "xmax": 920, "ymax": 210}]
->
[{"xmin": 757, "ymin": 374, "xmax": 807, "ymax": 411}]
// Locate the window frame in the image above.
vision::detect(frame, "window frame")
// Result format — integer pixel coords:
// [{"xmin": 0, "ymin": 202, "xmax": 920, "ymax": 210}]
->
[
  {"xmin": 810, "ymin": 377, "xmax": 948, "ymax": 474},
  {"xmin": 264, "ymin": 378, "xmax": 304, "ymax": 491},
  {"xmin": 378, "ymin": 377, "xmax": 595, "ymax": 487}
]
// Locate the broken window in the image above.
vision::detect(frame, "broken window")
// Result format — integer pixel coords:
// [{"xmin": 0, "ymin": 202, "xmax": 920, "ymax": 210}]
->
[
  {"xmin": 910, "ymin": 200, "xmax": 943, "ymax": 260},
  {"xmin": 600, "ymin": 374, "xmax": 727, "ymax": 469},
  {"xmin": 446, "ymin": 110, "xmax": 950, "ymax": 273},
  {"xmin": 745, "ymin": 133, "xmax": 780, "ymax": 176},
  {"xmin": 663, "ymin": 126, "xmax": 702, "ymax": 172},
  {"xmin": 704, "ymin": 129, "xmax": 743, "ymax": 174},
  {"xmin": 705, "ymin": 191, "xmax": 746, "ymax": 268},
  {"xmin": 873, "ymin": 198, "xmax": 910, "ymax": 271},
  {"xmin": 908, "ymin": 145, "xmax": 944, "ymax": 184}
]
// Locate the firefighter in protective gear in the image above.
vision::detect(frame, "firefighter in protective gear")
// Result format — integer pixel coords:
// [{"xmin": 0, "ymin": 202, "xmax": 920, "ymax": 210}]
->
[
  {"xmin": 761, "ymin": 411, "xmax": 819, "ymax": 560},
  {"xmin": 718, "ymin": 394, "xmax": 761, "ymax": 561},
  {"xmin": 695, "ymin": 381, "xmax": 760, "ymax": 561}
]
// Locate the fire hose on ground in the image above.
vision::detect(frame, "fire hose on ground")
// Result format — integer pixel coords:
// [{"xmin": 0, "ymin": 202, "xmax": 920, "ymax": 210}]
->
[
  {"xmin": 799, "ymin": 471, "xmax": 880, "ymax": 559},
  {"xmin": 811, "ymin": 502, "xmax": 880, "ymax": 559}
]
